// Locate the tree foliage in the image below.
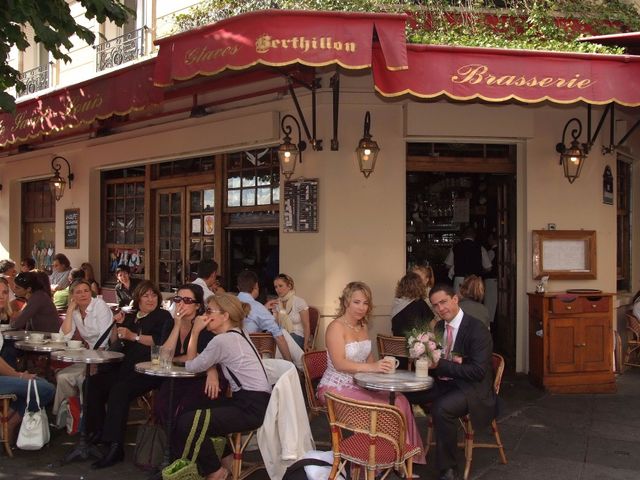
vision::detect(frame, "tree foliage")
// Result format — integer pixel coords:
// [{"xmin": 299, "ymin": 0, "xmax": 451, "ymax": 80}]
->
[
  {"xmin": 1, "ymin": 0, "xmax": 133, "ymax": 112},
  {"xmin": 174, "ymin": 0, "xmax": 639, "ymax": 55}
]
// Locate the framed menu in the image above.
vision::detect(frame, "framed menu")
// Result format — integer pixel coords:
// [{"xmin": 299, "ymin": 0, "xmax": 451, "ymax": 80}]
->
[
  {"xmin": 532, "ymin": 230, "xmax": 596, "ymax": 280},
  {"xmin": 283, "ymin": 179, "xmax": 319, "ymax": 233},
  {"xmin": 64, "ymin": 208, "xmax": 80, "ymax": 249}
]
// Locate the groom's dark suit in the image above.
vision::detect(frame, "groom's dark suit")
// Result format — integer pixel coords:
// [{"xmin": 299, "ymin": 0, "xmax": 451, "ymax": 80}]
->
[{"xmin": 406, "ymin": 312, "xmax": 495, "ymax": 473}]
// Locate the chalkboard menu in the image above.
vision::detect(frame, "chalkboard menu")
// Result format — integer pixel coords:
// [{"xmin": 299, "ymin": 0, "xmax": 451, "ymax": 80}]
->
[
  {"xmin": 64, "ymin": 208, "xmax": 79, "ymax": 249},
  {"xmin": 283, "ymin": 179, "xmax": 318, "ymax": 233}
]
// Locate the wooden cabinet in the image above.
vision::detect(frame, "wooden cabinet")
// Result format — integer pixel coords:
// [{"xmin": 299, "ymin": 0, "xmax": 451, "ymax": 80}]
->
[{"xmin": 528, "ymin": 292, "xmax": 615, "ymax": 393}]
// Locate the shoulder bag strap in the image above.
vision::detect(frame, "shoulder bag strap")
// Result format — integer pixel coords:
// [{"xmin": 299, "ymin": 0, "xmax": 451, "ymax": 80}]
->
[
  {"xmin": 181, "ymin": 409, "xmax": 201, "ymax": 459},
  {"xmin": 94, "ymin": 322, "xmax": 116, "ymax": 350},
  {"xmin": 190, "ymin": 409, "xmax": 211, "ymax": 461}
]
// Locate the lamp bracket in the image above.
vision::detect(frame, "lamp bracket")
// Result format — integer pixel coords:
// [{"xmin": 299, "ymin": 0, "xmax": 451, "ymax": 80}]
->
[
  {"xmin": 585, "ymin": 103, "xmax": 640, "ymax": 155},
  {"xmin": 284, "ymin": 74, "xmax": 323, "ymax": 151},
  {"xmin": 51, "ymin": 155, "xmax": 74, "ymax": 189},
  {"xmin": 330, "ymin": 71, "xmax": 340, "ymax": 151}
]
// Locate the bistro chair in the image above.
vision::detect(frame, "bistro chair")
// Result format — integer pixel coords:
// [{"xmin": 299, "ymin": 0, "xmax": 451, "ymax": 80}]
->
[
  {"xmin": 308, "ymin": 306, "xmax": 320, "ymax": 350},
  {"xmin": 101, "ymin": 287, "xmax": 118, "ymax": 304},
  {"xmin": 0, "ymin": 394, "xmax": 17, "ymax": 457},
  {"xmin": 376, "ymin": 334, "xmax": 413, "ymax": 371},
  {"xmin": 624, "ymin": 313, "xmax": 640, "ymax": 369},
  {"xmin": 325, "ymin": 391, "xmax": 422, "ymax": 480},
  {"xmin": 302, "ymin": 349, "xmax": 328, "ymax": 419},
  {"xmin": 249, "ymin": 333, "xmax": 276, "ymax": 358}
]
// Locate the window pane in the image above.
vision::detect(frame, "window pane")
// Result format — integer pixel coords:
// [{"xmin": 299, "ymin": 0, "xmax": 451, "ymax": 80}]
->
[
  {"xmin": 273, "ymin": 186, "xmax": 280, "ymax": 203},
  {"xmin": 191, "ymin": 191, "xmax": 201, "ymax": 213},
  {"xmin": 242, "ymin": 188, "xmax": 256, "ymax": 206},
  {"xmin": 203, "ymin": 189, "xmax": 214, "ymax": 211},
  {"xmin": 257, "ymin": 187, "xmax": 271, "ymax": 205},
  {"xmin": 228, "ymin": 176, "xmax": 241, "ymax": 189},
  {"xmin": 228, "ymin": 190, "xmax": 240, "ymax": 207},
  {"xmin": 242, "ymin": 175, "xmax": 256, "ymax": 187}
]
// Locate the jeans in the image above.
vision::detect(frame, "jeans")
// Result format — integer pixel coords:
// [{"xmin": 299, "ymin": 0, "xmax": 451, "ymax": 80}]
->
[{"xmin": 0, "ymin": 376, "xmax": 55, "ymax": 415}]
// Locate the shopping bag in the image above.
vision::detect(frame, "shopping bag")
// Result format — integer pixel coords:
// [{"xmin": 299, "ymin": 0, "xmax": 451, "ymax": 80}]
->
[
  {"xmin": 134, "ymin": 423, "xmax": 167, "ymax": 471},
  {"xmin": 162, "ymin": 409, "xmax": 210, "ymax": 480},
  {"xmin": 55, "ymin": 396, "xmax": 82, "ymax": 435},
  {"xmin": 16, "ymin": 378, "xmax": 51, "ymax": 450}
]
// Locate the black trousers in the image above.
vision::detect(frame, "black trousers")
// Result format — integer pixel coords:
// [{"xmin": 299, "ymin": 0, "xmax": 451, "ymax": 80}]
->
[
  {"xmin": 85, "ymin": 368, "xmax": 161, "ymax": 443},
  {"xmin": 172, "ymin": 390, "xmax": 270, "ymax": 476},
  {"xmin": 405, "ymin": 381, "xmax": 469, "ymax": 472}
]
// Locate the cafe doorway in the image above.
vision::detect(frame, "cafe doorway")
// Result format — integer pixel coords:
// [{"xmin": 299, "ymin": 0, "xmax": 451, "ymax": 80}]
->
[
  {"xmin": 406, "ymin": 142, "xmax": 517, "ymax": 366},
  {"xmin": 22, "ymin": 180, "xmax": 56, "ymax": 272}
]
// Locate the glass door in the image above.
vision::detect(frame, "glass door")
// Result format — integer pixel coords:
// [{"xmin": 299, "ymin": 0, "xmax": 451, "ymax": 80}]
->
[{"xmin": 187, "ymin": 186, "xmax": 216, "ymax": 281}]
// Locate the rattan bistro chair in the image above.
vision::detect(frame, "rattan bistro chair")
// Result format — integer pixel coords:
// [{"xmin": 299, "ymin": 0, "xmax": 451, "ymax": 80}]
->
[
  {"xmin": 249, "ymin": 333, "xmax": 277, "ymax": 358},
  {"xmin": 308, "ymin": 306, "xmax": 320, "ymax": 350},
  {"xmin": 376, "ymin": 334, "xmax": 413, "ymax": 371},
  {"xmin": 1, "ymin": 394, "xmax": 17, "ymax": 457},
  {"xmin": 325, "ymin": 392, "xmax": 422, "ymax": 480},
  {"xmin": 624, "ymin": 313, "xmax": 640, "ymax": 369},
  {"xmin": 302, "ymin": 349, "xmax": 328, "ymax": 419}
]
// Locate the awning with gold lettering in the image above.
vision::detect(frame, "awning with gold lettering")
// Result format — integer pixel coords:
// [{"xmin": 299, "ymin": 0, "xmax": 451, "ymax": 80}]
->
[
  {"xmin": 0, "ymin": 60, "xmax": 162, "ymax": 148},
  {"xmin": 153, "ymin": 9, "xmax": 408, "ymax": 87},
  {"xmin": 373, "ymin": 44, "xmax": 640, "ymax": 106}
]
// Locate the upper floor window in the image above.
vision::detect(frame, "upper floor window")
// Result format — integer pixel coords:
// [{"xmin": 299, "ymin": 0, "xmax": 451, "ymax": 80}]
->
[{"xmin": 226, "ymin": 149, "xmax": 280, "ymax": 208}]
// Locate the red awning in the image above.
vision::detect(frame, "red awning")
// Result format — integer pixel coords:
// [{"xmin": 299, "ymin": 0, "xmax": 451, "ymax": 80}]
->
[
  {"xmin": 373, "ymin": 44, "xmax": 640, "ymax": 106},
  {"xmin": 0, "ymin": 60, "xmax": 162, "ymax": 148},
  {"xmin": 154, "ymin": 9, "xmax": 408, "ymax": 87}
]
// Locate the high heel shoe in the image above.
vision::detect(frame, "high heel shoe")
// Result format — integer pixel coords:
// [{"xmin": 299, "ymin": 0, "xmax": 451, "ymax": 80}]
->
[{"xmin": 91, "ymin": 442, "xmax": 124, "ymax": 469}]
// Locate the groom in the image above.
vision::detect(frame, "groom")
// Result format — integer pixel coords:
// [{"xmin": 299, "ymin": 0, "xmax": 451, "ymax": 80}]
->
[{"xmin": 406, "ymin": 284, "xmax": 496, "ymax": 480}]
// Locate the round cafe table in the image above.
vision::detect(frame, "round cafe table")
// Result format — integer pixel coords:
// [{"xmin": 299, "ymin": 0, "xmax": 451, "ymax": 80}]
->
[
  {"xmin": 51, "ymin": 349, "xmax": 125, "ymax": 464},
  {"xmin": 135, "ymin": 361, "xmax": 201, "ymax": 477},
  {"xmin": 14, "ymin": 339, "xmax": 67, "ymax": 353},
  {"xmin": 1, "ymin": 330, "xmax": 51, "ymax": 341},
  {"xmin": 354, "ymin": 370, "xmax": 434, "ymax": 405}
]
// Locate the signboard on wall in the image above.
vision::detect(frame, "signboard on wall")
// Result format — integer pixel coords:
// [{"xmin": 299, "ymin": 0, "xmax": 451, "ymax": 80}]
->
[
  {"xmin": 64, "ymin": 208, "xmax": 79, "ymax": 249},
  {"xmin": 283, "ymin": 179, "xmax": 319, "ymax": 233}
]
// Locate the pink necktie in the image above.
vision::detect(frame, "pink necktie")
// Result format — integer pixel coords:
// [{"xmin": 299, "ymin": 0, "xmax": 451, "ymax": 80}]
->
[{"xmin": 444, "ymin": 324, "xmax": 454, "ymax": 360}]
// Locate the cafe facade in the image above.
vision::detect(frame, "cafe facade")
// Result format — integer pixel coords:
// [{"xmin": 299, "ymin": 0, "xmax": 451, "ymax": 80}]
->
[{"xmin": 1, "ymin": 10, "xmax": 639, "ymax": 373}]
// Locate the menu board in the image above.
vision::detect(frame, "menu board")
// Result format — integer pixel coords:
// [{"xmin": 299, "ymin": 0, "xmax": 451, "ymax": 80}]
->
[
  {"xmin": 283, "ymin": 179, "xmax": 319, "ymax": 233},
  {"xmin": 64, "ymin": 208, "xmax": 79, "ymax": 249}
]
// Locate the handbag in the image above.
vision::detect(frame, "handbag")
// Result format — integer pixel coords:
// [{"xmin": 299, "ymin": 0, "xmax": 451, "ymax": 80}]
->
[
  {"xmin": 16, "ymin": 378, "xmax": 51, "ymax": 450},
  {"xmin": 162, "ymin": 409, "xmax": 210, "ymax": 480},
  {"xmin": 134, "ymin": 423, "xmax": 167, "ymax": 471}
]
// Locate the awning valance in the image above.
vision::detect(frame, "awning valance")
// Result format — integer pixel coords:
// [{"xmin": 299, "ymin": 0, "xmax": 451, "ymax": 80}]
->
[
  {"xmin": 373, "ymin": 44, "xmax": 640, "ymax": 106},
  {"xmin": 0, "ymin": 60, "xmax": 162, "ymax": 148},
  {"xmin": 153, "ymin": 9, "xmax": 408, "ymax": 87}
]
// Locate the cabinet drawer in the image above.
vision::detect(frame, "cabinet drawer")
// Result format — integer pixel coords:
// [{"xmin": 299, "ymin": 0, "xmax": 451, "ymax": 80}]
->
[
  {"xmin": 550, "ymin": 296, "xmax": 582, "ymax": 314},
  {"xmin": 581, "ymin": 296, "xmax": 610, "ymax": 313}
]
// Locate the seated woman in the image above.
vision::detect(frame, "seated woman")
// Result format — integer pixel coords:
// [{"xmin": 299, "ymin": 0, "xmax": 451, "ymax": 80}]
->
[
  {"xmin": 53, "ymin": 268, "xmax": 86, "ymax": 311},
  {"xmin": 632, "ymin": 289, "xmax": 640, "ymax": 319},
  {"xmin": 86, "ymin": 280, "xmax": 172, "ymax": 469},
  {"xmin": 391, "ymin": 271, "xmax": 434, "ymax": 337},
  {"xmin": 265, "ymin": 273, "xmax": 311, "ymax": 351},
  {"xmin": 173, "ymin": 292, "xmax": 272, "ymax": 480},
  {"xmin": 81, "ymin": 262, "xmax": 101, "ymax": 296},
  {"xmin": 0, "ymin": 278, "xmax": 55, "ymax": 446},
  {"xmin": 412, "ymin": 264, "xmax": 439, "ymax": 324},
  {"xmin": 10, "ymin": 271, "xmax": 59, "ymax": 332},
  {"xmin": 114, "ymin": 264, "xmax": 140, "ymax": 308},
  {"xmin": 154, "ymin": 284, "xmax": 217, "ymax": 427},
  {"xmin": 458, "ymin": 275, "xmax": 490, "ymax": 328},
  {"xmin": 53, "ymin": 279, "xmax": 113, "ymax": 415},
  {"xmin": 318, "ymin": 281, "xmax": 425, "ymax": 463}
]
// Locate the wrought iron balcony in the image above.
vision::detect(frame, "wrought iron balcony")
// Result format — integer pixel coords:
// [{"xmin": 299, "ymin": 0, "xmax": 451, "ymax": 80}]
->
[
  {"xmin": 17, "ymin": 63, "xmax": 51, "ymax": 97},
  {"xmin": 95, "ymin": 27, "xmax": 147, "ymax": 72}
]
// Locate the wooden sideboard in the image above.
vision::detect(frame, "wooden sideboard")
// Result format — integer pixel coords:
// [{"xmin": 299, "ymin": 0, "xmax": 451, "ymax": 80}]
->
[{"xmin": 528, "ymin": 292, "xmax": 615, "ymax": 393}]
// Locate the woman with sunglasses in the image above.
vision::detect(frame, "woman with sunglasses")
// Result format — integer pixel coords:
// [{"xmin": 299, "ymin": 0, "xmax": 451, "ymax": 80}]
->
[
  {"xmin": 86, "ymin": 280, "xmax": 172, "ymax": 469},
  {"xmin": 153, "ymin": 284, "xmax": 218, "ymax": 428},
  {"xmin": 173, "ymin": 293, "xmax": 271, "ymax": 480}
]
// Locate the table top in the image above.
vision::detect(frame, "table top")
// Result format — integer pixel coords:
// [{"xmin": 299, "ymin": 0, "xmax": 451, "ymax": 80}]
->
[
  {"xmin": 354, "ymin": 370, "xmax": 434, "ymax": 393},
  {"xmin": 1, "ymin": 330, "xmax": 51, "ymax": 341},
  {"xmin": 51, "ymin": 349, "xmax": 125, "ymax": 364},
  {"xmin": 135, "ymin": 361, "xmax": 200, "ymax": 378},
  {"xmin": 15, "ymin": 339, "xmax": 68, "ymax": 353}
]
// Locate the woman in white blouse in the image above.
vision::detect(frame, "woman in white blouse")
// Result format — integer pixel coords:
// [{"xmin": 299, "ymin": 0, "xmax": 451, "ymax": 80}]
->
[
  {"xmin": 266, "ymin": 274, "xmax": 310, "ymax": 351},
  {"xmin": 53, "ymin": 279, "xmax": 113, "ymax": 414}
]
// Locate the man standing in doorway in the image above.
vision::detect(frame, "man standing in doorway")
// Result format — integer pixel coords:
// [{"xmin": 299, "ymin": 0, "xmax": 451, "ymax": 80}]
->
[
  {"xmin": 237, "ymin": 270, "xmax": 293, "ymax": 362},
  {"xmin": 405, "ymin": 284, "xmax": 495, "ymax": 480},
  {"xmin": 445, "ymin": 227, "xmax": 491, "ymax": 292},
  {"xmin": 191, "ymin": 259, "xmax": 224, "ymax": 302}
]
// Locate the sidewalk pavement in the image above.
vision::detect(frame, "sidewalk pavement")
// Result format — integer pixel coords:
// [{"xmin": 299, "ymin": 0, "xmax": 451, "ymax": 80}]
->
[{"xmin": 1, "ymin": 369, "xmax": 639, "ymax": 479}]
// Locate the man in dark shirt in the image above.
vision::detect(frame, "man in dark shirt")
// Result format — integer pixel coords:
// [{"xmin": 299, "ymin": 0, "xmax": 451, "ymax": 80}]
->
[
  {"xmin": 115, "ymin": 264, "xmax": 140, "ymax": 307},
  {"xmin": 445, "ymin": 227, "xmax": 491, "ymax": 292}
]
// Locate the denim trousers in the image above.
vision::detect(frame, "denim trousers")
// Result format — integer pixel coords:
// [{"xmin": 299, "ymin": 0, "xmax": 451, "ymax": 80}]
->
[{"xmin": 0, "ymin": 376, "xmax": 55, "ymax": 415}]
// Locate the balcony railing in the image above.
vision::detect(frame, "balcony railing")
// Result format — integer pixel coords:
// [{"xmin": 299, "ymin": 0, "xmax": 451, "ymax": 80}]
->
[
  {"xmin": 17, "ymin": 63, "xmax": 51, "ymax": 97},
  {"xmin": 95, "ymin": 27, "xmax": 147, "ymax": 72}
]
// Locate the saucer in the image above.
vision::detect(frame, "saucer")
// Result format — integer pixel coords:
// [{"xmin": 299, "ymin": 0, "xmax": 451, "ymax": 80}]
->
[
  {"xmin": 26, "ymin": 338, "xmax": 46, "ymax": 344},
  {"xmin": 65, "ymin": 347, "xmax": 86, "ymax": 352}
]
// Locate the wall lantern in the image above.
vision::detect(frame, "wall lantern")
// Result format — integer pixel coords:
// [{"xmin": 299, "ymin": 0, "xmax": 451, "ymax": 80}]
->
[
  {"xmin": 355, "ymin": 111, "xmax": 380, "ymax": 178},
  {"xmin": 277, "ymin": 114, "xmax": 306, "ymax": 180},
  {"xmin": 555, "ymin": 117, "xmax": 587, "ymax": 184},
  {"xmin": 49, "ymin": 155, "xmax": 74, "ymax": 201}
]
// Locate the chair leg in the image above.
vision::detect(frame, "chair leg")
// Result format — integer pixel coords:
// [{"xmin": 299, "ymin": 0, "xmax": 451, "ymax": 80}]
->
[
  {"xmin": 328, "ymin": 457, "xmax": 342, "ymax": 480},
  {"xmin": 1, "ymin": 400, "xmax": 13, "ymax": 458},
  {"xmin": 463, "ymin": 419, "xmax": 473, "ymax": 480},
  {"xmin": 405, "ymin": 458, "xmax": 414, "ymax": 479},
  {"xmin": 425, "ymin": 414, "xmax": 434, "ymax": 457},
  {"xmin": 492, "ymin": 420, "xmax": 508, "ymax": 464}
]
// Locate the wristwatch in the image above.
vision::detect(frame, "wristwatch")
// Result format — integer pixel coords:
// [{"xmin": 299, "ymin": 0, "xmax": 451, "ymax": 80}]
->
[{"xmin": 135, "ymin": 335, "xmax": 140, "ymax": 342}]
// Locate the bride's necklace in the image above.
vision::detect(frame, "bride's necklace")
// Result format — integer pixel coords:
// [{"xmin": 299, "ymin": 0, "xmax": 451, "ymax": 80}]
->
[{"xmin": 341, "ymin": 319, "xmax": 362, "ymax": 332}]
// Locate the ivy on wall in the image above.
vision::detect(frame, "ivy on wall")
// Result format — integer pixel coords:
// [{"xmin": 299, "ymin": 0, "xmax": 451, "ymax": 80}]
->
[{"xmin": 173, "ymin": 0, "xmax": 640, "ymax": 54}]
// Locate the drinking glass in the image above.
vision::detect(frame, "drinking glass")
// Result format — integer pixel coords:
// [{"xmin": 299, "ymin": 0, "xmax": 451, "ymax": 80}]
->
[
  {"xmin": 159, "ymin": 347, "xmax": 174, "ymax": 371},
  {"xmin": 151, "ymin": 345, "xmax": 160, "ymax": 366}
]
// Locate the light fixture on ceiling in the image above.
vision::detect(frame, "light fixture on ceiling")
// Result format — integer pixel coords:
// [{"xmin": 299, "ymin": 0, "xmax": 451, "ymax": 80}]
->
[
  {"xmin": 556, "ymin": 117, "xmax": 587, "ymax": 184},
  {"xmin": 355, "ymin": 111, "xmax": 380, "ymax": 178},
  {"xmin": 49, "ymin": 155, "xmax": 74, "ymax": 201},
  {"xmin": 277, "ymin": 114, "xmax": 306, "ymax": 180}
]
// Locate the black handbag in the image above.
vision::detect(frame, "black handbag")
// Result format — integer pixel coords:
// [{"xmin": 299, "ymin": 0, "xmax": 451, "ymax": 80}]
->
[{"xmin": 134, "ymin": 423, "xmax": 167, "ymax": 471}]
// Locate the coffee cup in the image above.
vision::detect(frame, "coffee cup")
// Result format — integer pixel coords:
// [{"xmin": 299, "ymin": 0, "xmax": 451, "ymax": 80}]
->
[
  {"xmin": 67, "ymin": 340, "xmax": 83, "ymax": 349},
  {"xmin": 30, "ymin": 333, "xmax": 45, "ymax": 343},
  {"xmin": 51, "ymin": 332, "xmax": 65, "ymax": 342},
  {"xmin": 383, "ymin": 356, "xmax": 400, "ymax": 374}
]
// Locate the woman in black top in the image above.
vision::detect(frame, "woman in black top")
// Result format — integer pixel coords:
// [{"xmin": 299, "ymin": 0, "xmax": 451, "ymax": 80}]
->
[
  {"xmin": 87, "ymin": 280, "xmax": 172, "ymax": 469},
  {"xmin": 390, "ymin": 271, "xmax": 434, "ymax": 338}
]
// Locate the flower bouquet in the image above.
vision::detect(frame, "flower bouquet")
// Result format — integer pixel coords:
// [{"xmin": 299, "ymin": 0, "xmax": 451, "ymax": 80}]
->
[{"xmin": 406, "ymin": 326, "xmax": 443, "ymax": 377}]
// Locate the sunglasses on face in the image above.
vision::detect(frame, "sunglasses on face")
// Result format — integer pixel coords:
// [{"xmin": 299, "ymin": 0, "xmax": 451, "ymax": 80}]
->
[
  {"xmin": 205, "ymin": 307, "xmax": 222, "ymax": 315},
  {"xmin": 172, "ymin": 296, "xmax": 197, "ymax": 305}
]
